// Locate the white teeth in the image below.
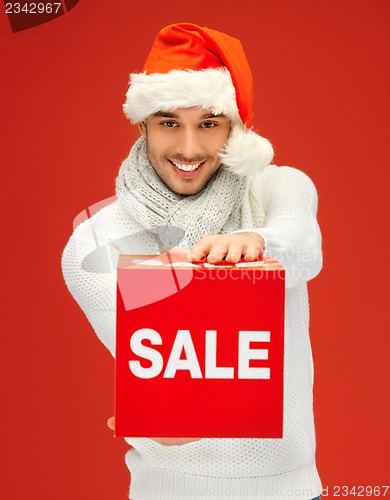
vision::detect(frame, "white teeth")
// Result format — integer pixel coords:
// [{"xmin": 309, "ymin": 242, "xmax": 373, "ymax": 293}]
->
[{"xmin": 171, "ymin": 161, "xmax": 202, "ymax": 172}]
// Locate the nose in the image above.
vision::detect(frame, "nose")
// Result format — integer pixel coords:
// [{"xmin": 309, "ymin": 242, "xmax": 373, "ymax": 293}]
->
[{"xmin": 175, "ymin": 127, "xmax": 202, "ymax": 160}]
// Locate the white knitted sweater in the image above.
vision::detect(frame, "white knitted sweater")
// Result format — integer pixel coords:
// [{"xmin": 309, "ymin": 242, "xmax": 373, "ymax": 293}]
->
[{"xmin": 61, "ymin": 164, "xmax": 323, "ymax": 500}]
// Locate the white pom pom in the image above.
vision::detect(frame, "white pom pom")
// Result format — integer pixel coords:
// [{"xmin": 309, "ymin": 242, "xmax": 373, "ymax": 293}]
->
[{"xmin": 220, "ymin": 122, "xmax": 274, "ymax": 176}]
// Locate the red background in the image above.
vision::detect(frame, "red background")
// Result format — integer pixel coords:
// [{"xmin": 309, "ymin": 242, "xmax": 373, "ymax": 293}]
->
[{"xmin": 1, "ymin": 1, "xmax": 389, "ymax": 498}]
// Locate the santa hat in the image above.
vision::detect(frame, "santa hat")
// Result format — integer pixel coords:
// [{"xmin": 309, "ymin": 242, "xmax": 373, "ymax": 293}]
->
[{"xmin": 123, "ymin": 23, "xmax": 274, "ymax": 176}]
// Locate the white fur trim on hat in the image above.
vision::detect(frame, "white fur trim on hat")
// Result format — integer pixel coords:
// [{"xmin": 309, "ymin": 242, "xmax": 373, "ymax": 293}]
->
[
  {"xmin": 123, "ymin": 67, "xmax": 240, "ymax": 123},
  {"xmin": 219, "ymin": 122, "xmax": 274, "ymax": 176}
]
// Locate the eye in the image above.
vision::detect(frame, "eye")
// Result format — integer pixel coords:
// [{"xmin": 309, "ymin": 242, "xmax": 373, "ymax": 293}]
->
[
  {"xmin": 201, "ymin": 121, "xmax": 217, "ymax": 128},
  {"xmin": 162, "ymin": 121, "xmax": 177, "ymax": 128}
]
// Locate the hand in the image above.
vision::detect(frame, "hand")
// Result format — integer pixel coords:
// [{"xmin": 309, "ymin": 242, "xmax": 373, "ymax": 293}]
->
[
  {"xmin": 147, "ymin": 437, "xmax": 201, "ymax": 446},
  {"xmin": 189, "ymin": 232, "xmax": 265, "ymax": 264},
  {"xmin": 107, "ymin": 416, "xmax": 116, "ymax": 430},
  {"xmin": 107, "ymin": 417, "xmax": 201, "ymax": 446}
]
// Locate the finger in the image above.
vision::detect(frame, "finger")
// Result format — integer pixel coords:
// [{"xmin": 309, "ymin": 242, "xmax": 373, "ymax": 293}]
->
[
  {"xmin": 150, "ymin": 437, "xmax": 201, "ymax": 446},
  {"xmin": 189, "ymin": 239, "xmax": 212, "ymax": 261},
  {"xmin": 243, "ymin": 243, "xmax": 262, "ymax": 261},
  {"xmin": 107, "ymin": 416, "xmax": 115, "ymax": 431},
  {"xmin": 225, "ymin": 244, "xmax": 243, "ymax": 263},
  {"xmin": 206, "ymin": 244, "xmax": 229, "ymax": 263}
]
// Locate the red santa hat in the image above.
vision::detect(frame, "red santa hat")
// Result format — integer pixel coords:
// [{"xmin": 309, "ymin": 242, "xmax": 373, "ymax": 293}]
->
[{"xmin": 123, "ymin": 23, "xmax": 274, "ymax": 176}]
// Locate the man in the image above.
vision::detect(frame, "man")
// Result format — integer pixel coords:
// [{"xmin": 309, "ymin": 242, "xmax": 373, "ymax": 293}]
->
[{"xmin": 62, "ymin": 23, "xmax": 322, "ymax": 500}]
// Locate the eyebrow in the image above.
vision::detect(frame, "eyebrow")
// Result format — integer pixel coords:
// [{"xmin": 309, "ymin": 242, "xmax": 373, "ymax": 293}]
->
[{"xmin": 152, "ymin": 111, "xmax": 226, "ymax": 119}]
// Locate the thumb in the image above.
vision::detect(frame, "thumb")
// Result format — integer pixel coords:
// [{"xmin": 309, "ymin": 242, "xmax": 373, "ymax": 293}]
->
[{"xmin": 107, "ymin": 416, "xmax": 115, "ymax": 431}]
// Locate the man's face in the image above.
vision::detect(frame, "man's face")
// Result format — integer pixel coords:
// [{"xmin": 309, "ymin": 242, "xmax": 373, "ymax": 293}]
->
[{"xmin": 138, "ymin": 107, "xmax": 231, "ymax": 196}]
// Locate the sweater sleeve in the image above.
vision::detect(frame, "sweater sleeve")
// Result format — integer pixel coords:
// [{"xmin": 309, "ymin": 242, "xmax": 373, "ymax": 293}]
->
[
  {"xmin": 244, "ymin": 166, "xmax": 322, "ymax": 289},
  {"xmin": 61, "ymin": 213, "xmax": 119, "ymax": 357}
]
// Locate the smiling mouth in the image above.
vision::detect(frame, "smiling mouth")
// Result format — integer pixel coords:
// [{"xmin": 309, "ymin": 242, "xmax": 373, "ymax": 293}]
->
[{"xmin": 169, "ymin": 160, "xmax": 205, "ymax": 172}]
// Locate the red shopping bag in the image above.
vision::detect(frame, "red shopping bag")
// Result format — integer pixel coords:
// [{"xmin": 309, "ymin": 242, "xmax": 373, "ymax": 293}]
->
[{"xmin": 115, "ymin": 252, "xmax": 285, "ymax": 438}]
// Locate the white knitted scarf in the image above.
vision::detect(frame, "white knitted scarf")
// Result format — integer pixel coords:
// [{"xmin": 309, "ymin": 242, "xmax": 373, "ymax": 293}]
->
[{"xmin": 115, "ymin": 137, "xmax": 248, "ymax": 249}]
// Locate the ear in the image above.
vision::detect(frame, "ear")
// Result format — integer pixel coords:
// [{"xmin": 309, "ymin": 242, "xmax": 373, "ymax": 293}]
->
[{"xmin": 138, "ymin": 121, "xmax": 147, "ymax": 137}]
